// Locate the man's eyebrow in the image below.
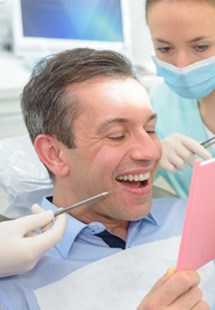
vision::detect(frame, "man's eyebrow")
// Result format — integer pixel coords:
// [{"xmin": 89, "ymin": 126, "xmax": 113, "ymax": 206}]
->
[
  {"xmin": 96, "ymin": 113, "xmax": 157, "ymax": 133},
  {"xmin": 148, "ymin": 113, "xmax": 157, "ymax": 122},
  {"xmin": 96, "ymin": 118, "xmax": 130, "ymax": 134}
]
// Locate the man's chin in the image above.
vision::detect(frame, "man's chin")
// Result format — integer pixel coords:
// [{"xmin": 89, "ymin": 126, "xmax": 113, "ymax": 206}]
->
[{"xmin": 125, "ymin": 201, "xmax": 152, "ymax": 221}]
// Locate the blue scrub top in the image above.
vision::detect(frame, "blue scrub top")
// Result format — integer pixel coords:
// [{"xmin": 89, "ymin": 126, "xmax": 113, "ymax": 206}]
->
[{"xmin": 150, "ymin": 82, "xmax": 215, "ymax": 198}]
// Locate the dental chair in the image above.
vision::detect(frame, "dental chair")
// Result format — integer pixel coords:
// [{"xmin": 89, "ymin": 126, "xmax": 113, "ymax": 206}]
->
[{"xmin": 0, "ymin": 135, "xmax": 52, "ymax": 220}]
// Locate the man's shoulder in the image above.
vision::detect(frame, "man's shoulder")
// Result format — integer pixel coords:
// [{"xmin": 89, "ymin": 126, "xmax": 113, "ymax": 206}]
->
[
  {"xmin": 151, "ymin": 197, "xmax": 187, "ymax": 212},
  {"xmin": 0, "ymin": 254, "xmax": 76, "ymax": 309},
  {"xmin": 151, "ymin": 197, "xmax": 187, "ymax": 225}
]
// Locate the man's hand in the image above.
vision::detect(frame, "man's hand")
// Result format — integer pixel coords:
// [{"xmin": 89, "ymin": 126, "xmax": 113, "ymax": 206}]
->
[
  {"xmin": 0, "ymin": 205, "xmax": 66, "ymax": 277},
  {"xmin": 160, "ymin": 133, "xmax": 212, "ymax": 172},
  {"xmin": 137, "ymin": 267, "xmax": 209, "ymax": 309}
]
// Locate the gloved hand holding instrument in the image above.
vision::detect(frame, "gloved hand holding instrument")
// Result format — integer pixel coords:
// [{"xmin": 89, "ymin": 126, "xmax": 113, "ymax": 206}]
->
[{"xmin": 160, "ymin": 133, "xmax": 215, "ymax": 172}]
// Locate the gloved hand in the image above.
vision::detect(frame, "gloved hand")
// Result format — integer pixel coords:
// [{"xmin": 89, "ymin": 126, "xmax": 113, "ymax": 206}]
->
[
  {"xmin": 160, "ymin": 133, "xmax": 212, "ymax": 172},
  {"xmin": 0, "ymin": 205, "xmax": 66, "ymax": 277}
]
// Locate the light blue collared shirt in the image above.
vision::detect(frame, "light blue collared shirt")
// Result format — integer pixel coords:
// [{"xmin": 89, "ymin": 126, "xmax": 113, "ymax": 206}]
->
[{"xmin": 0, "ymin": 198, "xmax": 187, "ymax": 310}]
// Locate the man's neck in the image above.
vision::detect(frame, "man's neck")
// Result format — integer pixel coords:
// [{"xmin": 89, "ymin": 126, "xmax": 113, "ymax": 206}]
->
[
  {"xmin": 52, "ymin": 187, "xmax": 129, "ymax": 240},
  {"xmin": 67, "ymin": 207, "xmax": 129, "ymax": 240}
]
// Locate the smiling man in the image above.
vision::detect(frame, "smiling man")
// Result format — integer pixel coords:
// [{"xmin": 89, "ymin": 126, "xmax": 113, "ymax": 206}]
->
[
  {"xmin": 0, "ymin": 48, "xmax": 208, "ymax": 309},
  {"xmin": 42, "ymin": 75, "xmax": 160, "ymax": 240}
]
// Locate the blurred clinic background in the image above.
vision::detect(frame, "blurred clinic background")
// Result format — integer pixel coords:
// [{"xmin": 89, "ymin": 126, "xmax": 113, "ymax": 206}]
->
[
  {"xmin": 0, "ymin": 0, "xmax": 169, "ymax": 215},
  {"xmin": 0, "ymin": 0, "xmax": 163, "ymax": 139}
]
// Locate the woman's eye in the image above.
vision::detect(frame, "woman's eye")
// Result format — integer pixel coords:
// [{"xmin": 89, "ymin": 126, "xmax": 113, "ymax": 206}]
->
[
  {"xmin": 194, "ymin": 45, "xmax": 208, "ymax": 52},
  {"xmin": 157, "ymin": 46, "xmax": 173, "ymax": 54}
]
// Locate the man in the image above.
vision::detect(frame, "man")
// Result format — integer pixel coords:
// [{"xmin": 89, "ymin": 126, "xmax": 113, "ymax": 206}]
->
[{"xmin": 0, "ymin": 48, "xmax": 208, "ymax": 309}]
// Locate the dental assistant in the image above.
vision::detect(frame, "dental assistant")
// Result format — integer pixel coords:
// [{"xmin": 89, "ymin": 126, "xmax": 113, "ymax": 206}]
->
[{"xmin": 145, "ymin": 0, "xmax": 215, "ymax": 198}]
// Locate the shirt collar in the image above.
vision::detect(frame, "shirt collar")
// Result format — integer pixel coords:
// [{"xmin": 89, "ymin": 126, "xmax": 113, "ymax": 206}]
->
[
  {"xmin": 145, "ymin": 212, "xmax": 158, "ymax": 225},
  {"xmin": 41, "ymin": 197, "xmax": 88, "ymax": 259},
  {"xmin": 148, "ymin": 198, "xmax": 173, "ymax": 226},
  {"xmin": 41, "ymin": 197, "xmax": 158, "ymax": 258}
]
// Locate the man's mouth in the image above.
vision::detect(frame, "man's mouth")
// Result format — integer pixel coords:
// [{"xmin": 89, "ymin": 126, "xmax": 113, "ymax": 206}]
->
[{"xmin": 116, "ymin": 172, "xmax": 150, "ymax": 188}]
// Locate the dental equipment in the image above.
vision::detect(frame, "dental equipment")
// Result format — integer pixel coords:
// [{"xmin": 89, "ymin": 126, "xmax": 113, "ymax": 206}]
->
[
  {"xmin": 54, "ymin": 188, "xmax": 121, "ymax": 217},
  {"xmin": 201, "ymin": 136, "xmax": 215, "ymax": 149}
]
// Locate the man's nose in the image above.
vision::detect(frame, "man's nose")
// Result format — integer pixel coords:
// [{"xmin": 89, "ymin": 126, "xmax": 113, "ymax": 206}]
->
[{"xmin": 129, "ymin": 132, "xmax": 161, "ymax": 161}]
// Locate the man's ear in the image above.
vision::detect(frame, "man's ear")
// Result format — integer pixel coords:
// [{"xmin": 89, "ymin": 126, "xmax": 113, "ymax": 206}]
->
[{"xmin": 34, "ymin": 134, "xmax": 69, "ymax": 176}]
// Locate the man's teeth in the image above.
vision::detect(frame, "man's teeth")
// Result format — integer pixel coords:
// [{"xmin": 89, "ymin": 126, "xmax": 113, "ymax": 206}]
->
[{"xmin": 117, "ymin": 172, "xmax": 150, "ymax": 182}]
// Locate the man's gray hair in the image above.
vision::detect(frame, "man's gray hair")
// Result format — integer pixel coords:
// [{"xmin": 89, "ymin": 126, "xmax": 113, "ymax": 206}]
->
[{"xmin": 21, "ymin": 48, "xmax": 137, "ymax": 148}]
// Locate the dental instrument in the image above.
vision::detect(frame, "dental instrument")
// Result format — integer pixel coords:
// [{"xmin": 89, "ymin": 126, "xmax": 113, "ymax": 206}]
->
[
  {"xmin": 201, "ymin": 136, "xmax": 215, "ymax": 149},
  {"xmin": 54, "ymin": 188, "xmax": 121, "ymax": 217}
]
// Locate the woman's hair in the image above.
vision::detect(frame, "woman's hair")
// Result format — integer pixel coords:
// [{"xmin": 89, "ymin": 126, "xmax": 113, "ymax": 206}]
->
[
  {"xmin": 21, "ymin": 48, "xmax": 137, "ymax": 148},
  {"xmin": 145, "ymin": 0, "xmax": 215, "ymax": 22}
]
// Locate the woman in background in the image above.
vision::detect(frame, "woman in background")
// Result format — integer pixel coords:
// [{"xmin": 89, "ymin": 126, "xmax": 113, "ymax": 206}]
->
[{"xmin": 145, "ymin": 0, "xmax": 215, "ymax": 198}]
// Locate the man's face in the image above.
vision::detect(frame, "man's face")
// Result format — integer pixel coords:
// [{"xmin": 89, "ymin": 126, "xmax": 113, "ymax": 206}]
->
[{"xmin": 62, "ymin": 77, "xmax": 162, "ymax": 224}]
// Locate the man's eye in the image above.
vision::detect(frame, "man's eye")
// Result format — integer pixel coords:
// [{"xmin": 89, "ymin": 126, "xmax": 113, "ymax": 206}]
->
[
  {"xmin": 146, "ymin": 129, "xmax": 156, "ymax": 135},
  {"xmin": 108, "ymin": 134, "xmax": 126, "ymax": 141}
]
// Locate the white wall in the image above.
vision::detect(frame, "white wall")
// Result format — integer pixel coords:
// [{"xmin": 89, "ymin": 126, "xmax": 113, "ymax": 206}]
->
[
  {"xmin": 129, "ymin": 0, "xmax": 154, "ymax": 70},
  {"xmin": 0, "ymin": 0, "xmax": 11, "ymax": 50}
]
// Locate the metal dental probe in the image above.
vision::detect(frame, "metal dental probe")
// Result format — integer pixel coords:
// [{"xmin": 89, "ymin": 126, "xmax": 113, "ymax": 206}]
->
[{"xmin": 54, "ymin": 187, "xmax": 122, "ymax": 217}]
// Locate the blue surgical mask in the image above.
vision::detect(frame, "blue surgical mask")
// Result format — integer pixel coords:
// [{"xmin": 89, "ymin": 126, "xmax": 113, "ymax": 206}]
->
[{"xmin": 152, "ymin": 55, "xmax": 215, "ymax": 99}]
